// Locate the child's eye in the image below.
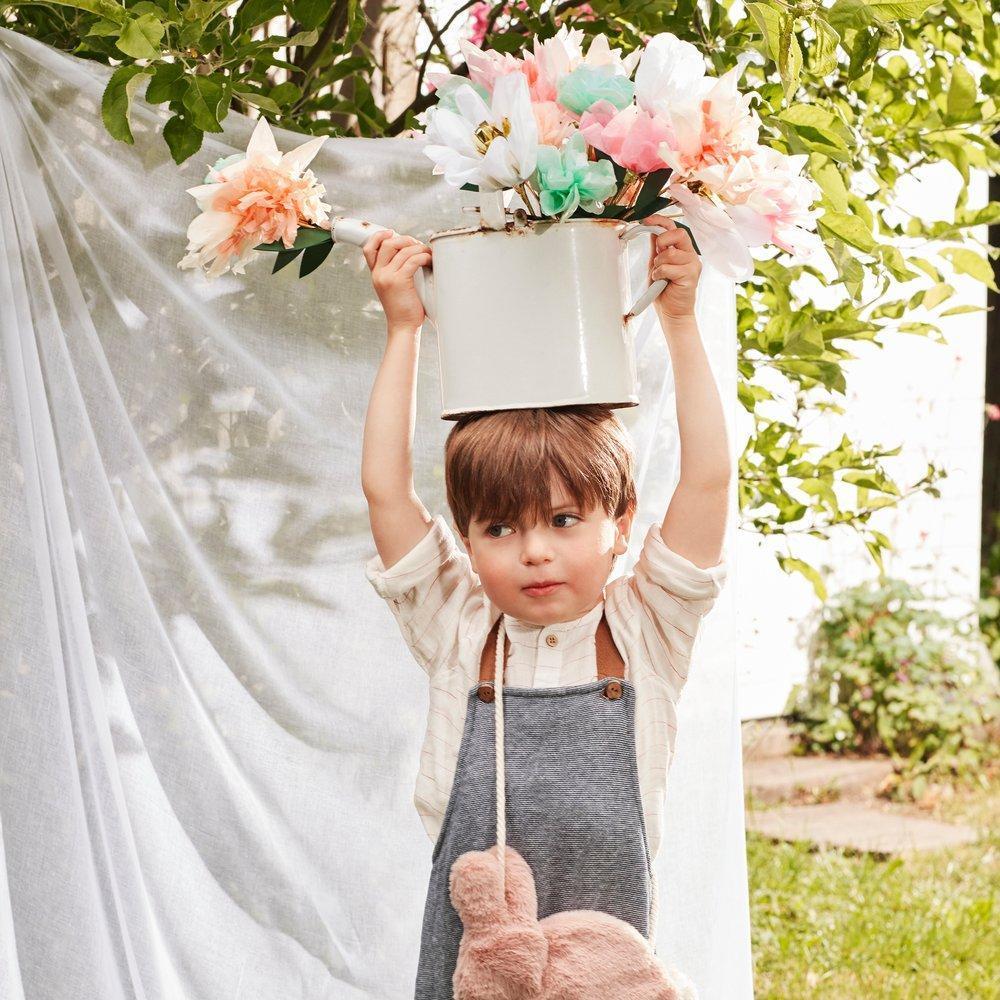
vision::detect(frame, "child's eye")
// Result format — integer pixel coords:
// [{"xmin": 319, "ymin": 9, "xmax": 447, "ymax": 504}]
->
[
  {"xmin": 486, "ymin": 523, "xmax": 513, "ymax": 538},
  {"xmin": 554, "ymin": 513, "xmax": 580, "ymax": 527}
]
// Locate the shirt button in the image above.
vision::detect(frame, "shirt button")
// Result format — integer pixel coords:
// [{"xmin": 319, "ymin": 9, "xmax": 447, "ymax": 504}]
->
[{"xmin": 545, "ymin": 634, "xmax": 558, "ymax": 647}]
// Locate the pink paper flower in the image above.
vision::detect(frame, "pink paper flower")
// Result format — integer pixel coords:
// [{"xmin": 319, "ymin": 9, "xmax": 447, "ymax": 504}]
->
[
  {"xmin": 458, "ymin": 38, "xmax": 526, "ymax": 93},
  {"xmin": 665, "ymin": 182, "xmax": 755, "ymax": 281},
  {"xmin": 697, "ymin": 146, "xmax": 823, "ymax": 257},
  {"xmin": 578, "ymin": 100, "xmax": 675, "ymax": 174},
  {"xmin": 178, "ymin": 118, "xmax": 330, "ymax": 279}
]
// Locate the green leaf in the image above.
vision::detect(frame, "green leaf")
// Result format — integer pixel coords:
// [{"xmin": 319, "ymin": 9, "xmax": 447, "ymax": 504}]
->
[
  {"xmin": 162, "ymin": 113, "xmax": 203, "ymax": 163},
  {"xmin": 818, "ymin": 210, "xmax": 877, "ymax": 253},
  {"xmin": 234, "ymin": 0, "xmax": 284, "ymax": 36},
  {"xmin": 779, "ymin": 556, "xmax": 828, "ymax": 602},
  {"xmin": 809, "ymin": 17, "xmax": 840, "ymax": 76},
  {"xmin": 115, "ymin": 13, "xmax": 165, "ymax": 60},
  {"xmin": 269, "ymin": 80, "xmax": 302, "ymax": 106},
  {"xmin": 255, "ymin": 226, "xmax": 332, "ymax": 252},
  {"xmin": 290, "ymin": 0, "xmax": 331, "ymax": 30},
  {"xmin": 101, "ymin": 64, "xmax": 152, "ymax": 144},
  {"xmin": 941, "ymin": 247, "xmax": 998, "ymax": 290},
  {"xmin": 145, "ymin": 61, "xmax": 185, "ymax": 104},
  {"xmin": 945, "ymin": 61, "xmax": 978, "ymax": 123},
  {"xmin": 299, "ymin": 241, "xmax": 334, "ymax": 277},
  {"xmin": 272, "ymin": 248, "xmax": 303, "ymax": 274},
  {"xmin": 182, "ymin": 75, "xmax": 226, "ymax": 133},
  {"xmin": 232, "ymin": 86, "xmax": 282, "ymax": 114}
]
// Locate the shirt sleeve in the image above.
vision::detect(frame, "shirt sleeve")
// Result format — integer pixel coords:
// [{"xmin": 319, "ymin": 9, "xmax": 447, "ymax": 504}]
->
[
  {"xmin": 624, "ymin": 521, "xmax": 728, "ymax": 702},
  {"xmin": 364, "ymin": 513, "xmax": 485, "ymax": 678}
]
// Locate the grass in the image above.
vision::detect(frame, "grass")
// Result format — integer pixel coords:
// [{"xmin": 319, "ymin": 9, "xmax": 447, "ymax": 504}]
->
[{"xmin": 746, "ymin": 774, "xmax": 999, "ymax": 999}]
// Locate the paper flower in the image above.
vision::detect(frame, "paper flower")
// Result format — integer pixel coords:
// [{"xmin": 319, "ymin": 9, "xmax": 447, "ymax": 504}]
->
[
  {"xmin": 532, "ymin": 101, "xmax": 578, "ymax": 147},
  {"xmin": 655, "ymin": 57, "xmax": 761, "ymax": 181},
  {"xmin": 633, "ymin": 32, "xmax": 707, "ymax": 118},
  {"xmin": 578, "ymin": 101, "xmax": 675, "ymax": 175},
  {"xmin": 698, "ymin": 147, "xmax": 823, "ymax": 257},
  {"xmin": 665, "ymin": 181, "xmax": 755, "ymax": 281},
  {"xmin": 520, "ymin": 27, "xmax": 641, "ymax": 103},
  {"xmin": 533, "ymin": 132, "xmax": 617, "ymax": 219},
  {"xmin": 178, "ymin": 117, "xmax": 330, "ymax": 279},
  {"xmin": 556, "ymin": 63, "xmax": 635, "ymax": 116},
  {"xmin": 422, "ymin": 71, "xmax": 539, "ymax": 190}
]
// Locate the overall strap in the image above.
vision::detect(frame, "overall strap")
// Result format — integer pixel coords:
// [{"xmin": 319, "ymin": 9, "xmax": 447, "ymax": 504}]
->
[{"xmin": 477, "ymin": 609, "xmax": 626, "ymax": 702}]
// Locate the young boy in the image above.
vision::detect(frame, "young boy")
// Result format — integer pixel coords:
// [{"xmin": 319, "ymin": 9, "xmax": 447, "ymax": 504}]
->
[{"xmin": 360, "ymin": 217, "xmax": 730, "ymax": 994}]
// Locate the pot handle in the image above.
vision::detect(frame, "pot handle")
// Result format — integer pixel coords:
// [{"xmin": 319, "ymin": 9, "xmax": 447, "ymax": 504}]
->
[
  {"xmin": 620, "ymin": 222, "xmax": 668, "ymax": 321},
  {"xmin": 332, "ymin": 217, "xmax": 435, "ymax": 324}
]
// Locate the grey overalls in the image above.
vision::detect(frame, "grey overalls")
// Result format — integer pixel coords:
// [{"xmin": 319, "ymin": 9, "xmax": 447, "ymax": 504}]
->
[{"xmin": 414, "ymin": 607, "xmax": 656, "ymax": 999}]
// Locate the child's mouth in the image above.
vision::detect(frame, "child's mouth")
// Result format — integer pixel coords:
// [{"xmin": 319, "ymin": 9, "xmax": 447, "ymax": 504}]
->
[{"xmin": 522, "ymin": 582, "xmax": 563, "ymax": 596}]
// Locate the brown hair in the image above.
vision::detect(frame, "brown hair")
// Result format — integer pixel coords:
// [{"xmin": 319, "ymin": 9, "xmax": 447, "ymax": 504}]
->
[{"xmin": 444, "ymin": 404, "xmax": 637, "ymax": 539}]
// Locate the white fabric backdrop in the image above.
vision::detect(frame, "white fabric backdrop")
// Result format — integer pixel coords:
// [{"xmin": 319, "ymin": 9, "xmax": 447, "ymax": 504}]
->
[{"xmin": 0, "ymin": 26, "xmax": 752, "ymax": 1000}]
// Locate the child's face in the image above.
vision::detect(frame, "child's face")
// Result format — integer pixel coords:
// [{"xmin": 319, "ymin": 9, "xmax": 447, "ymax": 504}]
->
[{"xmin": 459, "ymin": 477, "xmax": 633, "ymax": 626}]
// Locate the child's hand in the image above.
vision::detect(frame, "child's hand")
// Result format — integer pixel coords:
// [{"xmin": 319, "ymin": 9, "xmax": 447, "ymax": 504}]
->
[
  {"xmin": 642, "ymin": 214, "xmax": 702, "ymax": 323},
  {"xmin": 362, "ymin": 230, "xmax": 432, "ymax": 331}
]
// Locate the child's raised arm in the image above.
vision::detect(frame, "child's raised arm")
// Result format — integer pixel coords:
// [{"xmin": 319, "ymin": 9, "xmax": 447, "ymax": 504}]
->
[
  {"xmin": 643, "ymin": 213, "xmax": 731, "ymax": 571},
  {"xmin": 360, "ymin": 229, "xmax": 436, "ymax": 570}
]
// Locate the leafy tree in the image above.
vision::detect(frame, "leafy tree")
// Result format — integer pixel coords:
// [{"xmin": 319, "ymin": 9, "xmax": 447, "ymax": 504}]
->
[{"xmin": 3, "ymin": 0, "xmax": 998, "ymax": 598}]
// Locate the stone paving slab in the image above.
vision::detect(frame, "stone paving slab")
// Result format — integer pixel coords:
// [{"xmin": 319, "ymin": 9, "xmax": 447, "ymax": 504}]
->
[
  {"xmin": 746, "ymin": 801, "xmax": 980, "ymax": 855},
  {"xmin": 744, "ymin": 755, "xmax": 895, "ymax": 804}
]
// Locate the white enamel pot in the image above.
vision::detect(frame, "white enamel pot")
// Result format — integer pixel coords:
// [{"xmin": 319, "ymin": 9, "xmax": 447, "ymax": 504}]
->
[{"xmin": 334, "ymin": 213, "xmax": 677, "ymax": 420}]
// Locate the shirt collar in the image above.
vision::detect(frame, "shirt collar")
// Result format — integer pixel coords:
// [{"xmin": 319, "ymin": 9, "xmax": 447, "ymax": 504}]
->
[{"xmin": 502, "ymin": 597, "xmax": 605, "ymax": 644}]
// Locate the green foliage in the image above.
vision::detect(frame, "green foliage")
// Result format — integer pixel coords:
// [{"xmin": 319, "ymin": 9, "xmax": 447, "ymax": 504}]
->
[
  {"xmin": 786, "ymin": 577, "xmax": 1000, "ymax": 788},
  {"xmin": 4, "ymin": 0, "xmax": 999, "ymax": 597}
]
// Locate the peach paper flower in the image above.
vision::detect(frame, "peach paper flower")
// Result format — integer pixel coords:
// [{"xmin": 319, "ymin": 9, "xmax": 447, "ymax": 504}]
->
[
  {"xmin": 178, "ymin": 117, "xmax": 331, "ymax": 279},
  {"xmin": 532, "ymin": 101, "xmax": 578, "ymax": 147}
]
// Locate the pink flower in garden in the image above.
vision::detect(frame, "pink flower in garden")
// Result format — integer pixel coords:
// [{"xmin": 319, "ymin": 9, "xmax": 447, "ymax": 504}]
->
[
  {"xmin": 178, "ymin": 117, "xmax": 330, "ymax": 279},
  {"xmin": 466, "ymin": 0, "xmax": 538, "ymax": 46},
  {"xmin": 578, "ymin": 100, "xmax": 675, "ymax": 173},
  {"xmin": 467, "ymin": 1, "xmax": 492, "ymax": 47},
  {"xmin": 532, "ymin": 101, "xmax": 578, "ymax": 147}
]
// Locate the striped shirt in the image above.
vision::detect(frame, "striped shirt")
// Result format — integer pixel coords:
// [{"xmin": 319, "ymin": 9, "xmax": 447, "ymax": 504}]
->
[{"xmin": 364, "ymin": 514, "xmax": 728, "ymax": 863}]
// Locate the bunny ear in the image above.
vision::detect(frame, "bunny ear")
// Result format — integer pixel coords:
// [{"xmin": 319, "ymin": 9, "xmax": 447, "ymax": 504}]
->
[
  {"xmin": 448, "ymin": 849, "xmax": 509, "ymax": 929},
  {"xmin": 500, "ymin": 846, "xmax": 539, "ymax": 924}
]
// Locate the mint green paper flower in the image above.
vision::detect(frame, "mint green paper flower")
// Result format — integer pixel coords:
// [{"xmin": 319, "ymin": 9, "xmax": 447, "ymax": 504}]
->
[
  {"xmin": 533, "ymin": 132, "xmax": 618, "ymax": 220},
  {"xmin": 556, "ymin": 65, "xmax": 635, "ymax": 116},
  {"xmin": 433, "ymin": 77, "xmax": 491, "ymax": 116}
]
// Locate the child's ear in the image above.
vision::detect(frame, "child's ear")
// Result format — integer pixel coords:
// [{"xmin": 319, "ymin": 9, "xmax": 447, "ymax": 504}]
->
[{"xmin": 614, "ymin": 506, "xmax": 635, "ymax": 554}]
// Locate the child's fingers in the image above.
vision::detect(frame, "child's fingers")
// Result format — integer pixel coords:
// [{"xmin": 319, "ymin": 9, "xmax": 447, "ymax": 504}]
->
[
  {"xmin": 652, "ymin": 246, "xmax": 697, "ymax": 267},
  {"xmin": 651, "ymin": 228, "xmax": 694, "ymax": 255},
  {"xmin": 388, "ymin": 243, "xmax": 432, "ymax": 272},
  {"xmin": 362, "ymin": 229, "xmax": 394, "ymax": 269},
  {"xmin": 374, "ymin": 232, "xmax": 414, "ymax": 271},
  {"xmin": 398, "ymin": 251, "xmax": 432, "ymax": 276},
  {"xmin": 651, "ymin": 261, "xmax": 694, "ymax": 282}
]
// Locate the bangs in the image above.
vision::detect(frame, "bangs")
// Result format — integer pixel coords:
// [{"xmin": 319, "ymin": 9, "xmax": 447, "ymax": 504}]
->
[{"xmin": 444, "ymin": 406, "xmax": 636, "ymax": 537}]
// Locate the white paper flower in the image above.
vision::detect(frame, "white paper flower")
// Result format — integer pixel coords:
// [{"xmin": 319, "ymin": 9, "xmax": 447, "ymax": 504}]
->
[
  {"xmin": 633, "ymin": 32, "xmax": 709, "ymax": 117},
  {"xmin": 422, "ymin": 72, "xmax": 539, "ymax": 191}
]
